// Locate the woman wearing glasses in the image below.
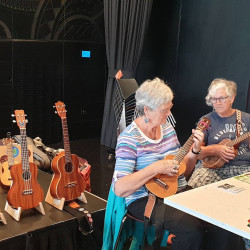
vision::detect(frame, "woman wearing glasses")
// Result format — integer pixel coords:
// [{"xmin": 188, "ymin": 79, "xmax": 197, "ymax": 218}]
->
[
  {"xmin": 189, "ymin": 78, "xmax": 250, "ymax": 187},
  {"xmin": 188, "ymin": 78, "xmax": 250, "ymax": 249}
]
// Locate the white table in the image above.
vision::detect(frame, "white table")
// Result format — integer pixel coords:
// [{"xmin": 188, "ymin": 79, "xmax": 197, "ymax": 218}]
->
[{"xmin": 164, "ymin": 174, "xmax": 250, "ymax": 240}]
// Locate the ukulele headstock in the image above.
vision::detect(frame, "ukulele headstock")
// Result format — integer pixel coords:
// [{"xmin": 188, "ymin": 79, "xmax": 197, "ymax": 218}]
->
[
  {"xmin": 2, "ymin": 133, "xmax": 14, "ymax": 146},
  {"xmin": 197, "ymin": 117, "xmax": 210, "ymax": 131},
  {"xmin": 54, "ymin": 101, "xmax": 67, "ymax": 118},
  {"xmin": 13, "ymin": 110, "xmax": 28, "ymax": 129}
]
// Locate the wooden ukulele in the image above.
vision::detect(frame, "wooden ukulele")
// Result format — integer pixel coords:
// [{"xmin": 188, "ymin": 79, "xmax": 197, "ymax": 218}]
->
[
  {"xmin": 50, "ymin": 101, "xmax": 86, "ymax": 201},
  {"xmin": 7, "ymin": 110, "xmax": 44, "ymax": 209},
  {"xmin": 145, "ymin": 117, "xmax": 210, "ymax": 198},
  {"xmin": 202, "ymin": 131, "xmax": 250, "ymax": 169},
  {"xmin": 0, "ymin": 133, "xmax": 15, "ymax": 189}
]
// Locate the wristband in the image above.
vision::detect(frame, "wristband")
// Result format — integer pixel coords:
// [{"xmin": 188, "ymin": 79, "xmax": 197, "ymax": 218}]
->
[{"xmin": 191, "ymin": 148, "xmax": 201, "ymax": 155}]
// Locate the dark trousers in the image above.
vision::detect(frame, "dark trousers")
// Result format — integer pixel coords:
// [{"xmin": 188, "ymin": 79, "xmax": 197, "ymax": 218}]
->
[{"xmin": 127, "ymin": 196, "xmax": 231, "ymax": 250}]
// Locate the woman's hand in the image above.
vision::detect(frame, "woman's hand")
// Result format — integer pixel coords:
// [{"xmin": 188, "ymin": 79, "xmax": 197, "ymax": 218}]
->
[
  {"xmin": 192, "ymin": 129, "xmax": 204, "ymax": 153},
  {"xmin": 114, "ymin": 159, "xmax": 179, "ymax": 197},
  {"xmin": 155, "ymin": 159, "xmax": 180, "ymax": 176},
  {"xmin": 215, "ymin": 144, "xmax": 236, "ymax": 162}
]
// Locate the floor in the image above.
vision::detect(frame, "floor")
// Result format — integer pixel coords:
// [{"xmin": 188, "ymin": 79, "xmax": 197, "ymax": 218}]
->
[{"xmin": 49, "ymin": 137, "xmax": 115, "ymax": 201}]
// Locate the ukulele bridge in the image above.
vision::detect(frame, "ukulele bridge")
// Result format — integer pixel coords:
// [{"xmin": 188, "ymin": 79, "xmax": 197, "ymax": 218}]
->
[
  {"xmin": 65, "ymin": 181, "xmax": 77, "ymax": 188},
  {"xmin": 153, "ymin": 178, "xmax": 169, "ymax": 189},
  {"xmin": 22, "ymin": 190, "xmax": 33, "ymax": 195}
]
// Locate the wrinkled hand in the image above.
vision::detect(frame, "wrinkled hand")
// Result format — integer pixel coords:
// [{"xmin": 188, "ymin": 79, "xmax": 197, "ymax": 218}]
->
[
  {"xmin": 192, "ymin": 129, "xmax": 204, "ymax": 152},
  {"xmin": 156, "ymin": 159, "xmax": 179, "ymax": 176},
  {"xmin": 216, "ymin": 144, "xmax": 236, "ymax": 162}
]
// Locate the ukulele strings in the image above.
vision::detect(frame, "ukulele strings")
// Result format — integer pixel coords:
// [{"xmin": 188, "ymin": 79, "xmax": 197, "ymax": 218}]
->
[
  {"xmin": 62, "ymin": 117, "xmax": 73, "ymax": 171},
  {"xmin": 21, "ymin": 129, "xmax": 32, "ymax": 194}
]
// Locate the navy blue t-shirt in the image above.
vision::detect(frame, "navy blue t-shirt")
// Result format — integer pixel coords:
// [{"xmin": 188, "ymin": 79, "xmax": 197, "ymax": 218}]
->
[{"xmin": 201, "ymin": 111, "xmax": 250, "ymax": 166}]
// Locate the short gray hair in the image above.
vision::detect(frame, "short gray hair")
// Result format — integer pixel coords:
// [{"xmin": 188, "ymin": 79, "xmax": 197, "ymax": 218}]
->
[
  {"xmin": 135, "ymin": 77, "xmax": 173, "ymax": 116},
  {"xmin": 205, "ymin": 78, "xmax": 237, "ymax": 106}
]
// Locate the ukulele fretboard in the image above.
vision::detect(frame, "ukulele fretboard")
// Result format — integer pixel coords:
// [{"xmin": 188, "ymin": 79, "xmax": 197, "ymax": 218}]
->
[
  {"xmin": 62, "ymin": 117, "xmax": 72, "ymax": 163},
  {"xmin": 230, "ymin": 132, "xmax": 250, "ymax": 147},
  {"xmin": 20, "ymin": 128, "xmax": 30, "ymax": 171}
]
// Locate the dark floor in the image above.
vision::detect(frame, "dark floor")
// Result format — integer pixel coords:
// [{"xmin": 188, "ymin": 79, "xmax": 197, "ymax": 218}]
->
[{"xmin": 49, "ymin": 137, "xmax": 115, "ymax": 201}]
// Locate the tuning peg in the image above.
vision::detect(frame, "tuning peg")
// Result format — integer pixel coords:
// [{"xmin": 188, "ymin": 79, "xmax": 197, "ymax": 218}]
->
[
  {"xmin": 55, "ymin": 111, "xmax": 57, "ymax": 114},
  {"xmin": 53, "ymin": 105, "xmax": 55, "ymax": 108},
  {"xmin": 13, "ymin": 120, "xmax": 16, "ymax": 123},
  {"xmin": 25, "ymin": 119, "xmax": 28, "ymax": 123},
  {"xmin": 11, "ymin": 114, "xmax": 15, "ymax": 117}
]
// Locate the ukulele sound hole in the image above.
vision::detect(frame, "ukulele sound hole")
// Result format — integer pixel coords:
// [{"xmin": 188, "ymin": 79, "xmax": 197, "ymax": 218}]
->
[
  {"xmin": 22, "ymin": 171, "xmax": 31, "ymax": 181},
  {"xmin": 65, "ymin": 162, "xmax": 73, "ymax": 173}
]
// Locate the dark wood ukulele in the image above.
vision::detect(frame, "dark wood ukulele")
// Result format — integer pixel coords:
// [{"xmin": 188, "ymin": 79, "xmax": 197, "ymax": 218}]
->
[
  {"xmin": 50, "ymin": 101, "xmax": 86, "ymax": 201},
  {"xmin": 202, "ymin": 132, "xmax": 250, "ymax": 169},
  {"xmin": 145, "ymin": 117, "xmax": 210, "ymax": 198},
  {"xmin": 7, "ymin": 110, "xmax": 44, "ymax": 209}
]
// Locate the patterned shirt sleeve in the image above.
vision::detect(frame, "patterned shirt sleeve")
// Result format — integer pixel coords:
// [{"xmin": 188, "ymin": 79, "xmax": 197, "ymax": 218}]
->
[{"xmin": 112, "ymin": 131, "xmax": 137, "ymax": 189}]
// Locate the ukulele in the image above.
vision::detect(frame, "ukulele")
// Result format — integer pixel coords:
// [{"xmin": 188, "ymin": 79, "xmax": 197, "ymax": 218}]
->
[
  {"xmin": 7, "ymin": 110, "xmax": 44, "ymax": 209},
  {"xmin": 145, "ymin": 117, "xmax": 210, "ymax": 198},
  {"xmin": 50, "ymin": 101, "xmax": 86, "ymax": 201},
  {"xmin": 202, "ymin": 132, "xmax": 250, "ymax": 169},
  {"xmin": 0, "ymin": 133, "xmax": 15, "ymax": 189}
]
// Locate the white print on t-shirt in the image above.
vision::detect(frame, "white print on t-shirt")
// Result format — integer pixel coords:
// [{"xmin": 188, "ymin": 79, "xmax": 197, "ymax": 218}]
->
[{"xmin": 214, "ymin": 122, "xmax": 248, "ymax": 140}]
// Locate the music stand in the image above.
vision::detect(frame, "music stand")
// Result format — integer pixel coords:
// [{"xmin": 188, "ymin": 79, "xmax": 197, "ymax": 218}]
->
[{"xmin": 113, "ymin": 78, "xmax": 139, "ymax": 136}]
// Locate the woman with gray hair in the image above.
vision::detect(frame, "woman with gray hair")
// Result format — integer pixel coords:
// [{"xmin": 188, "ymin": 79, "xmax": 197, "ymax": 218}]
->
[
  {"xmin": 188, "ymin": 77, "xmax": 250, "ymax": 250},
  {"xmin": 189, "ymin": 78, "xmax": 250, "ymax": 187},
  {"xmin": 111, "ymin": 77, "xmax": 205, "ymax": 249}
]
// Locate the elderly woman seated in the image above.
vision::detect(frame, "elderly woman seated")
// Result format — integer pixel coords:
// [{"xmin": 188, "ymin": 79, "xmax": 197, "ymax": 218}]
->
[{"xmin": 104, "ymin": 77, "xmax": 205, "ymax": 249}]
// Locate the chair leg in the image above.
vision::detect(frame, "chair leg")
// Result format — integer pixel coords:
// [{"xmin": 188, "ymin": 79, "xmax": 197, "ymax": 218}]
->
[{"xmin": 114, "ymin": 215, "xmax": 128, "ymax": 250}]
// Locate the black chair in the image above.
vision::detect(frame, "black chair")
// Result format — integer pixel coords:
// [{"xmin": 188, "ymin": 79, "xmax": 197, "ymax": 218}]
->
[
  {"xmin": 114, "ymin": 212, "xmax": 175, "ymax": 250},
  {"xmin": 114, "ymin": 212, "xmax": 143, "ymax": 250}
]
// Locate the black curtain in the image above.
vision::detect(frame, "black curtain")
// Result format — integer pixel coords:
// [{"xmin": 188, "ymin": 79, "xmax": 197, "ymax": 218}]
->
[{"xmin": 101, "ymin": 0, "xmax": 153, "ymax": 149}]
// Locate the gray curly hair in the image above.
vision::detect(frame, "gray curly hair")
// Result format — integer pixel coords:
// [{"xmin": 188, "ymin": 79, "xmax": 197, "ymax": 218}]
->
[
  {"xmin": 135, "ymin": 77, "xmax": 173, "ymax": 116},
  {"xmin": 205, "ymin": 78, "xmax": 237, "ymax": 106}
]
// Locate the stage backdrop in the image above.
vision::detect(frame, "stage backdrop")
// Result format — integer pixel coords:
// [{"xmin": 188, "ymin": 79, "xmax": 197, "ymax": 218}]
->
[
  {"xmin": 136, "ymin": 0, "xmax": 250, "ymax": 144},
  {"xmin": 0, "ymin": 0, "xmax": 107, "ymax": 144}
]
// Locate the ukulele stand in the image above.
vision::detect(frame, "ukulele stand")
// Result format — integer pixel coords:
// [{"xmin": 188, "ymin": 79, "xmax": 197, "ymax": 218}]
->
[
  {"xmin": 4, "ymin": 201, "xmax": 45, "ymax": 221},
  {"xmin": 45, "ymin": 187, "xmax": 87, "ymax": 211},
  {"xmin": 0, "ymin": 211, "xmax": 7, "ymax": 225}
]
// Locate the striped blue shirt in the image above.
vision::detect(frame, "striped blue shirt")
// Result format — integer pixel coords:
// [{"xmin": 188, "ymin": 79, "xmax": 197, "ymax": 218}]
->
[{"xmin": 112, "ymin": 121, "xmax": 181, "ymax": 206}]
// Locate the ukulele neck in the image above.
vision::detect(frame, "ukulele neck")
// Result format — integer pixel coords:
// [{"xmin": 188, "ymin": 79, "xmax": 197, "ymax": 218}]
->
[
  {"xmin": 174, "ymin": 134, "xmax": 194, "ymax": 163},
  {"xmin": 7, "ymin": 141, "xmax": 14, "ymax": 166},
  {"xmin": 62, "ymin": 117, "xmax": 72, "ymax": 163},
  {"xmin": 230, "ymin": 132, "xmax": 250, "ymax": 147},
  {"xmin": 20, "ymin": 128, "xmax": 30, "ymax": 171}
]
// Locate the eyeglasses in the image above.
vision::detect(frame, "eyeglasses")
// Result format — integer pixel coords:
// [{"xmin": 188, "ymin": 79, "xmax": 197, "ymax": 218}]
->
[
  {"xmin": 159, "ymin": 106, "xmax": 173, "ymax": 114},
  {"xmin": 210, "ymin": 96, "xmax": 229, "ymax": 104},
  {"xmin": 159, "ymin": 109, "xmax": 170, "ymax": 114}
]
